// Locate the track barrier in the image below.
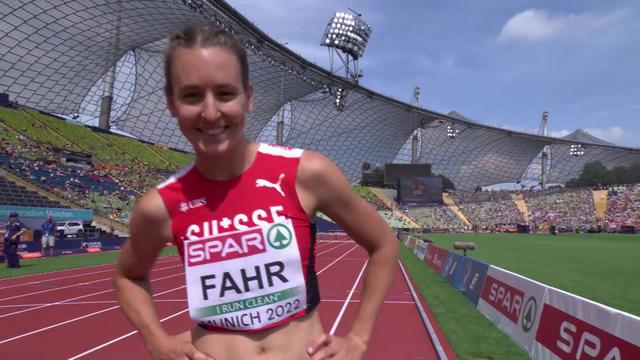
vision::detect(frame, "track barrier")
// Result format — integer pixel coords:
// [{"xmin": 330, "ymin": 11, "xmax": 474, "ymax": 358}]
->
[{"xmin": 401, "ymin": 238, "xmax": 640, "ymax": 359}]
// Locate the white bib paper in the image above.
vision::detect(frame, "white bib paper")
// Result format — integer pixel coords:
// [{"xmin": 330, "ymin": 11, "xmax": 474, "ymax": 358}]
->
[{"xmin": 183, "ymin": 219, "xmax": 307, "ymax": 330}]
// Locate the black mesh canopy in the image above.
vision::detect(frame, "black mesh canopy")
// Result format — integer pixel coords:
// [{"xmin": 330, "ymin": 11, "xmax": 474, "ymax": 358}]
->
[{"xmin": 1, "ymin": 0, "xmax": 639, "ymax": 190}]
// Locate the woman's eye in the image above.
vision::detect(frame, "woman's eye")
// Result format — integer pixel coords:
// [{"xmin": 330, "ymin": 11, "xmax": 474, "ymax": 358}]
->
[
  {"xmin": 182, "ymin": 93, "xmax": 200, "ymax": 101},
  {"xmin": 218, "ymin": 92, "xmax": 236, "ymax": 100}
]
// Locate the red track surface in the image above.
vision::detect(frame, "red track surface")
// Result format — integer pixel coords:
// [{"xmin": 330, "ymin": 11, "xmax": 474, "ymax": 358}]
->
[{"xmin": 0, "ymin": 241, "xmax": 455, "ymax": 359}]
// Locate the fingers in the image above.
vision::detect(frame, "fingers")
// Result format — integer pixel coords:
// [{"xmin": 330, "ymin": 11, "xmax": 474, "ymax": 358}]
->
[
  {"xmin": 308, "ymin": 334, "xmax": 337, "ymax": 360},
  {"xmin": 185, "ymin": 344, "xmax": 215, "ymax": 360},
  {"xmin": 307, "ymin": 333, "xmax": 329, "ymax": 355}
]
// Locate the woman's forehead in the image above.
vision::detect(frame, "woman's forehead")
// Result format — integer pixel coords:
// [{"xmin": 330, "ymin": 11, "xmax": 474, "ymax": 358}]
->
[{"xmin": 172, "ymin": 47, "xmax": 242, "ymax": 81}]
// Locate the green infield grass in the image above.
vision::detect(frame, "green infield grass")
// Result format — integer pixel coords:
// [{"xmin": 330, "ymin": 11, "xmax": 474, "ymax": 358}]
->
[
  {"xmin": 419, "ymin": 232, "xmax": 640, "ymax": 317},
  {"xmin": 400, "ymin": 245, "xmax": 529, "ymax": 360}
]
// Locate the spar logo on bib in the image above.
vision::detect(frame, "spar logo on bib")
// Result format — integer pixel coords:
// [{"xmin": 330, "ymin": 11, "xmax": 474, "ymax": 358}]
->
[
  {"xmin": 266, "ymin": 223, "xmax": 293, "ymax": 249},
  {"xmin": 186, "ymin": 227, "xmax": 267, "ymax": 267}
]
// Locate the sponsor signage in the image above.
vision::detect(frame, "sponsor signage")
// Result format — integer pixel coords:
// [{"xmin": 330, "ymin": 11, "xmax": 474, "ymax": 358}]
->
[
  {"xmin": 455, "ymin": 257, "xmax": 489, "ymax": 306},
  {"xmin": 407, "ymin": 236, "xmax": 418, "ymax": 250},
  {"xmin": 441, "ymin": 252, "xmax": 464, "ymax": 286},
  {"xmin": 0, "ymin": 205, "xmax": 93, "ymax": 220},
  {"xmin": 477, "ymin": 266, "xmax": 547, "ymax": 354},
  {"xmin": 533, "ymin": 287, "xmax": 640, "ymax": 359},
  {"xmin": 413, "ymin": 240, "xmax": 428, "ymax": 260},
  {"xmin": 424, "ymin": 245, "xmax": 448, "ymax": 273}
]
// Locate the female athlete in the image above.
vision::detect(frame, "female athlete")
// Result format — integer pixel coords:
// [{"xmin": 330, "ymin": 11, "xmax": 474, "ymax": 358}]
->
[{"xmin": 114, "ymin": 24, "xmax": 398, "ymax": 360}]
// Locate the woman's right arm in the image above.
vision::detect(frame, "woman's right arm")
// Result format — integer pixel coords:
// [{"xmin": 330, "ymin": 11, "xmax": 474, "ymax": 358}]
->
[{"xmin": 113, "ymin": 190, "xmax": 212, "ymax": 360}]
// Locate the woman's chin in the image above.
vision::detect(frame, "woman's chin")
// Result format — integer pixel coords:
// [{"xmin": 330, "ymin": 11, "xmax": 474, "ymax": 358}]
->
[{"xmin": 194, "ymin": 139, "xmax": 234, "ymax": 157}]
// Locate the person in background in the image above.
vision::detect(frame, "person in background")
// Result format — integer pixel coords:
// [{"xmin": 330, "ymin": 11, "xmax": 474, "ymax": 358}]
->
[
  {"xmin": 41, "ymin": 215, "xmax": 56, "ymax": 257},
  {"xmin": 4, "ymin": 211, "xmax": 26, "ymax": 268}
]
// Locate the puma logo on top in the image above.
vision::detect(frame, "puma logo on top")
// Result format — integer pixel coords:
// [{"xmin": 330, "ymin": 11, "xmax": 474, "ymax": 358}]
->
[{"xmin": 256, "ymin": 173, "xmax": 285, "ymax": 197}]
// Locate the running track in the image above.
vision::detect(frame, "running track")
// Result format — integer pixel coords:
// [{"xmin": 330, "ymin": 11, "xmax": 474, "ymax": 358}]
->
[{"xmin": 0, "ymin": 240, "xmax": 456, "ymax": 359}]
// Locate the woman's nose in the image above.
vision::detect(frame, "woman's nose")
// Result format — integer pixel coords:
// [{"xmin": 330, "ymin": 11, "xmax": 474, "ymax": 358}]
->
[{"xmin": 200, "ymin": 93, "xmax": 221, "ymax": 121}]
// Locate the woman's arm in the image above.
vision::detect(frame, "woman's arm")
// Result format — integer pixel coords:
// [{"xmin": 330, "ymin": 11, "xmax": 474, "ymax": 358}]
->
[
  {"xmin": 297, "ymin": 151, "xmax": 399, "ymax": 360},
  {"xmin": 113, "ymin": 190, "xmax": 212, "ymax": 360}
]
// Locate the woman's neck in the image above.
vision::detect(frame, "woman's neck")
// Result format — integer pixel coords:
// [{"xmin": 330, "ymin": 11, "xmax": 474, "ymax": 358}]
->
[{"xmin": 194, "ymin": 139, "xmax": 258, "ymax": 180}]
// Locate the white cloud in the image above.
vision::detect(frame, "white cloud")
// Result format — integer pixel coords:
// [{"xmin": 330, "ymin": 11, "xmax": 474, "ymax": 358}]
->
[
  {"xmin": 584, "ymin": 126, "xmax": 625, "ymax": 143},
  {"xmin": 498, "ymin": 8, "xmax": 630, "ymax": 42},
  {"xmin": 550, "ymin": 129, "xmax": 572, "ymax": 138}
]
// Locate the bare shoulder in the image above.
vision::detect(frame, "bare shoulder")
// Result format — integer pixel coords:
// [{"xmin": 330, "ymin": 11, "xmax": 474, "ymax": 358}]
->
[
  {"xmin": 297, "ymin": 149, "xmax": 360, "ymax": 214},
  {"xmin": 297, "ymin": 150, "xmax": 345, "ymax": 194},
  {"xmin": 131, "ymin": 189, "xmax": 171, "ymax": 226},
  {"xmin": 117, "ymin": 189, "xmax": 172, "ymax": 277}
]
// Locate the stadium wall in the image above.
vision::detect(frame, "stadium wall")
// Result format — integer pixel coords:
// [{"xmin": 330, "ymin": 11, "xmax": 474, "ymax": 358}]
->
[{"xmin": 403, "ymin": 238, "xmax": 640, "ymax": 359}]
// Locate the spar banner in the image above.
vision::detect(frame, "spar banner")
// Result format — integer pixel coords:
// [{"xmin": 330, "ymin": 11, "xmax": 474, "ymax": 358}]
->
[
  {"xmin": 423, "ymin": 245, "xmax": 448, "ymax": 273},
  {"xmin": 477, "ymin": 266, "xmax": 547, "ymax": 354},
  {"xmin": 413, "ymin": 240, "xmax": 428, "ymax": 260},
  {"xmin": 440, "ymin": 251, "xmax": 464, "ymax": 286},
  {"xmin": 454, "ymin": 256, "xmax": 489, "ymax": 306},
  {"xmin": 532, "ymin": 287, "xmax": 640, "ymax": 359}
]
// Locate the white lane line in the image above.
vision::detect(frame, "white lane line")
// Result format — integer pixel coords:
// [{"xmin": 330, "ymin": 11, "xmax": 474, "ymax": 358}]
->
[
  {"xmin": 317, "ymin": 245, "xmax": 359, "ymax": 275},
  {"xmin": 0, "ymin": 299, "xmax": 415, "ymax": 308},
  {"xmin": 0, "ymin": 285, "xmax": 186, "ymax": 345},
  {"xmin": 398, "ymin": 260, "xmax": 448, "ymax": 360},
  {"xmin": 329, "ymin": 259, "xmax": 368, "ymax": 335},
  {"xmin": 0, "ymin": 271, "xmax": 184, "ymax": 318},
  {"xmin": 0, "ymin": 256, "xmax": 179, "ymax": 291},
  {"xmin": 0, "ymin": 255, "xmax": 179, "ymax": 284},
  {"xmin": 67, "ymin": 308, "xmax": 190, "ymax": 360},
  {"xmin": 316, "ymin": 241, "xmax": 350, "ymax": 256},
  {"xmin": 0, "ymin": 264, "xmax": 182, "ymax": 302},
  {"xmin": 321, "ymin": 299, "xmax": 414, "ymax": 304},
  {"xmin": 63, "ymin": 241, "xmax": 359, "ymax": 356},
  {"xmin": 0, "ymin": 299, "xmax": 188, "ymax": 307}
]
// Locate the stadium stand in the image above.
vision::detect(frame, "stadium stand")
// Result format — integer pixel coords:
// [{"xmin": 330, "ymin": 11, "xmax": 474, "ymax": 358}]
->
[
  {"xmin": 605, "ymin": 184, "xmax": 640, "ymax": 231},
  {"xmin": 451, "ymin": 190, "xmax": 524, "ymax": 229},
  {"xmin": 523, "ymin": 187, "xmax": 598, "ymax": 232},
  {"xmin": 0, "ymin": 175, "xmax": 67, "ymax": 208}
]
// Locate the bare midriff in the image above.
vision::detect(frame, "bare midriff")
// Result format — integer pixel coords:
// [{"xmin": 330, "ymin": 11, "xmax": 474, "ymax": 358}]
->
[{"xmin": 192, "ymin": 310, "xmax": 324, "ymax": 360}]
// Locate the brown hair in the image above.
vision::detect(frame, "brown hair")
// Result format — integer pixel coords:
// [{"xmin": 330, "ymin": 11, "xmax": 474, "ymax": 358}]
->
[{"xmin": 164, "ymin": 24, "xmax": 250, "ymax": 93}]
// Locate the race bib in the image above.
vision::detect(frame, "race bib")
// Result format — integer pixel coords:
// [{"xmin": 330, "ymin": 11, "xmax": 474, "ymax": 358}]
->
[{"xmin": 183, "ymin": 219, "xmax": 307, "ymax": 330}]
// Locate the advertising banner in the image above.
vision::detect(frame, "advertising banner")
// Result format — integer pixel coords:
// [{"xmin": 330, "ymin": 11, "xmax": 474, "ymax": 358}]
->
[
  {"xmin": 413, "ymin": 240, "xmax": 428, "ymax": 260},
  {"xmin": 407, "ymin": 236, "xmax": 418, "ymax": 250},
  {"xmin": 440, "ymin": 252, "xmax": 464, "ymax": 286},
  {"xmin": 532, "ymin": 287, "xmax": 640, "ymax": 359},
  {"xmin": 0, "ymin": 205, "xmax": 93, "ymax": 221},
  {"xmin": 477, "ymin": 266, "xmax": 548, "ymax": 354},
  {"xmin": 454, "ymin": 256, "xmax": 489, "ymax": 306},
  {"xmin": 423, "ymin": 245, "xmax": 448, "ymax": 273}
]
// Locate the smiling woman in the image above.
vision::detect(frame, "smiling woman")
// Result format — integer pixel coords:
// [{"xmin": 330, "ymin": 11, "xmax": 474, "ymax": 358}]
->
[{"xmin": 113, "ymin": 24, "xmax": 398, "ymax": 360}]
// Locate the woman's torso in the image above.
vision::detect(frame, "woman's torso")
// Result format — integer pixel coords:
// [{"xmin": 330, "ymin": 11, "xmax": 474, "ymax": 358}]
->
[{"xmin": 156, "ymin": 143, "xmax": 322, "ymax": 358}]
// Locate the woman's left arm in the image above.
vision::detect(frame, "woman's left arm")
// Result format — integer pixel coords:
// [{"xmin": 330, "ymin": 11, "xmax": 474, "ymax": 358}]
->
[{"xmin": 298, "ymin": 151, "xmax": 399, "ymax": 360}]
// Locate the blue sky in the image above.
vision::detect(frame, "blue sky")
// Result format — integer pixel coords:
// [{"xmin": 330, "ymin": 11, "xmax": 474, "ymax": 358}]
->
[{"xmin": 227, "ymin": 0, "xmax": 640, "ymax": 148}]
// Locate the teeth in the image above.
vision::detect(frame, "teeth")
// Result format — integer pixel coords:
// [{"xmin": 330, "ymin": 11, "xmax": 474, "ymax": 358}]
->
[{"xmin": 201, "ymin": 128, "xmax": 225, "ymax": 135}]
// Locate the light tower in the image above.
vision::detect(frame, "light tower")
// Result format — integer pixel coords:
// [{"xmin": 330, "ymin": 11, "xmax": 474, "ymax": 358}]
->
[
  {"xmin": 320, "ymin": 9, "xmax": 372, "ymax": 111},
  {"xmin": 539, "ymin": 111, "xmax": 550, "ymax": 189},
  {"xmin": 411, "ymin": 86, "xmax": 421, "ymax": 164}
]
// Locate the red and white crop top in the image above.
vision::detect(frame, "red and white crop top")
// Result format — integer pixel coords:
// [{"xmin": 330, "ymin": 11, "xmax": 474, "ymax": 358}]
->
[{"xmin": 156, "ymin": 143, "xmax": 320, "ymax": 332}]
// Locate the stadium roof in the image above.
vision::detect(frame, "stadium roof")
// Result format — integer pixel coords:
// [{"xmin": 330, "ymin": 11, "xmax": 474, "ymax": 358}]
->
[
  {"xmin": 1, "ymin": 0, "xmax": 639, "ymax": 190},
  {"xmin": 562, "ymin": 130, "xmax": 615, "ymax": 146}
]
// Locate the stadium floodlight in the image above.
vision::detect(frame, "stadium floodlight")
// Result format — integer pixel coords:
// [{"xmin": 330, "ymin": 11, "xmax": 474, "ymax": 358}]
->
[
  {"xmin": 320, "ymin": 10, "xmax": 372, "ymax": 111},
  {"xmin": 334, "ymin": 87, "xmax": 347, "ymax": 111},
  {"xmin": 446, "ymin": 123, "xmax": 459, "ymax": 138},
  {"xmin": 570, "ymin": 144, "xmax": 585, "ymax": 157},
  {"xmin": 321, "ymin": 11, "xmax": 372, "ymax": 60}
]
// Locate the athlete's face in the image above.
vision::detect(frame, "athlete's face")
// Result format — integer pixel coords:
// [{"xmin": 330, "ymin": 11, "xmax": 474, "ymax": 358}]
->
[{"xmin": 166, "ymin": 46, "xmax": 253, "ymax": 156}]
